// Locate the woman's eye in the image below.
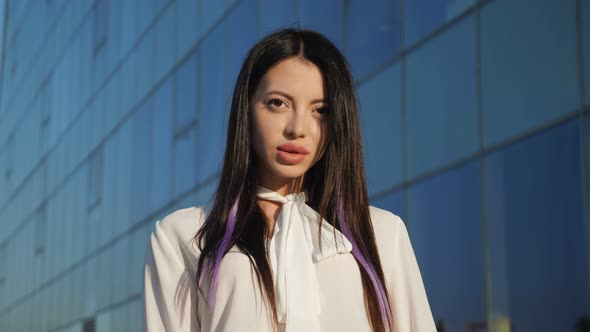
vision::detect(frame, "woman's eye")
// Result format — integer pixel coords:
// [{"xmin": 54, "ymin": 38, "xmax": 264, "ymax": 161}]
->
[
  {"xmin": 267, "ymin": 99, "xmax": 285, "ymax": 108},
  {"xmin": 315, "ymin": 107, "xmax": 329, "ymax": 116}
]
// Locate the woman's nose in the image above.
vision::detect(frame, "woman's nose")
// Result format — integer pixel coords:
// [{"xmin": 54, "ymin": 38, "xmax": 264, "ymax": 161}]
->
[{"xmin": 284, "ymin": 109, "xmax": 306, "ymax": 138}]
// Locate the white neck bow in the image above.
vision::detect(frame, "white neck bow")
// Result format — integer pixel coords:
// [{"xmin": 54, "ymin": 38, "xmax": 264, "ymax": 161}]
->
[{"xmin": 256, "ymin": 186, "xmax": 353, "ymax": 331}]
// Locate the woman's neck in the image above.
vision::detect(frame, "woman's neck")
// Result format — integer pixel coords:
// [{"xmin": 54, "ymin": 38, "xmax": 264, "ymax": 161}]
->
[{"xmin": 258, "ymin": 175, "xmax": 305, "ymax": 196}]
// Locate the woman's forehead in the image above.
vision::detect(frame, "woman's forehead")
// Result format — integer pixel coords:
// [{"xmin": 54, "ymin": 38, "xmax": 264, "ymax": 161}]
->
[{"xmin": 254, "ymin": 58, "xmax": 325, "ymax": 101}]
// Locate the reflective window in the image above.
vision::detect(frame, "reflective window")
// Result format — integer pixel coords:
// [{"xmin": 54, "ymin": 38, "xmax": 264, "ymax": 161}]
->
[
  {"xmin": 93, "ymin": 0, "xmax": 108, "ymax": 53},
  {"xmin": 136, "ymin": 0, "xmax": 155, "ymax": 37},
  {"xmin": 199, "ymin": 24, "xmax": 226, "ymax": 181},
  {"xmin": 408, "ymin": 160, "xmax": 485, "ymax": 330},
  {"xmin": 406, "ymin": 15, "xmax": 478, "ymax": 179},
  {"xmin": 300, "ymin": 0, "xmax": 344, "ymax": 51},
  {"xmin": 112, "ymin": 237, "xmax": 129, "ymax": 303},
  {"xmin": 87, "ymin": 147, "xmax": 103, "ymax": 212},
  {"xmin": 173, "ymin": 126, "xmax": 198, "ymax": 197},
  {"xmin": 0, "ymin": 242, "xmax": 6, "ymax": 288},
  {"xmin": 358, "ymin": 63, "xmax": 403, "ymax": 195},
  {"xmin": 107, "ymin": 0, "xmax": 122, "ymax": 67},
  {"xmin": 152, "ymin": 79, "xmax": 174, "ymax": 211},
  {"xmin": 177, "ymin": 0, "xmax": 200, "ymax": 57},
  {"xmin": 225, "ymin": 0, "xmax": 257, "ymax": 101},
  {"xmin": 484, "ymin": 119, "xmax": 587, "ymax": 331},
  {"xmin": 369, "ymin": 189, "xmax": 406, "ymax": 222},
  {"xmin": 258, "ymin": 0, "xmax": 298, "ymax": 37},
  {"xmin": 480, "ymin": 0, "xmax": 578, "ymax": 147},
  {"xmin": 131, "ymin": 101, "xmax": 154, "ymax": 223},
  {"xmin": 174, "ymin": 53, "xmax": 198, "ymax": 133},
  {"xmin": 115, "ymin": 121, "xmax": 133, "ymax": 235},
  {"xmin": 134, "ymin": 32, "xmax": 154, "ymax": 102},
  {"xmin": 346, "ymin": 0, "xmax": 401, "ymax": 79},
  {"xmin": 584, "ymin": 0, "xmax": 590, "ymax": 106},
  {"xmin": 34, "ymin": 203, "xmax": 47, "ymax": 255},
  {"xmin": 201, "ymin": 0, "xmax": 229, "ymax": 35},
  {"xmin": 102, "ymin": 128, "xmax": 117, "ymax": 247},
  {"xmin": 154, "ymin": 6, "xmax": 176, "ymax": 81},
  {"xmin": 120, "ymin": 0, "xmax": 136, "ymax": 56},
  {"xmin": 130, "ymin": 223, "xmax": 152, "ymax": 296},
  {"xmin": 404, "ymin": 0, "xmax": 474, "ymax": 47}
]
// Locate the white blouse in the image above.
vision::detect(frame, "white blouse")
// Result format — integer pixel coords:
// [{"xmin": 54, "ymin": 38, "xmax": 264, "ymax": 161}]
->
[{"xmin": 143, "ymin": 187, "xmax": 436, "ymax": 332}]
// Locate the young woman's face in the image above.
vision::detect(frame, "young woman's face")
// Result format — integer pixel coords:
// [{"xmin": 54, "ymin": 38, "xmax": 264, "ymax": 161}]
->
[{"xmin": 250, "ymin": 57, "xmax": 328, "ymax": 191}]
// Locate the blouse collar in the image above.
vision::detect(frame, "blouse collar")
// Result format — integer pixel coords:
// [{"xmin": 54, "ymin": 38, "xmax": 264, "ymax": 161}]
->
[{"xmin": 256, "ymin": 185, "xmax": 352, "ymax": 331}]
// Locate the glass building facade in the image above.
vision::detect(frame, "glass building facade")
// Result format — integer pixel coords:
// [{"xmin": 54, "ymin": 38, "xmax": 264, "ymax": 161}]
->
[{"xmin": 0, "ymin": 0, "xmax": 588, "ymax": 331}]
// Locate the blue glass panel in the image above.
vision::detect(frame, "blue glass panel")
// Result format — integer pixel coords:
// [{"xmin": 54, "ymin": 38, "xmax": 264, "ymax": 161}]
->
[
  {"xmin": 346, "ymin": 0, "xmax": 401, "ymax": 79},
  {"xmin": 480, "ymin": 0, "xmax": 578, "ymax": 147},
  {"xmin": 408, "ymin": 160, "xmax": 485, "ymax": 330},
  {"xmin": 153, "ymin": 0, "xmax": 170, "ymax": 14},
  {"xmin": 406, "ymin": 15, "xmax": 478, "ymax": 179},
  {"xmin": 152, "ymin": 79, "xmax": 173, "ymax": 210},
  {"xmin": 584, "ymin": 0, "xmax": 590, "ymax": 106},
  {"xmin": 120, "ymin": 0, "xmax": 136, "ymax": 64},
  {"xmin": 173, "ymin": 126, "xmax": 198, "ymax": 197},
  {"xmin": 177, "ymin": 0, "xmax": 200, "ymax": 58},
  {"xmin": 225, "ymin": 0, "xmax": 257, "ymax": 102},
  {"xmin": 136, "ymin": 0, "xmax": 154, "ymax": 37},
  {"xmin": 199, "ymin": 24, "xmax": 226, "ymax": 181},
  {"xmin": 115, "ymin": 121, "xmax": 133, "ymax": 234},
  {"xmin": 484, "ymin": 119, "xmax": 588, "ymax": 331},
  {"xmin": 369, "ymin": 189, "xmax": 406, "ymax": 221},
  {"xmin": 258, "ymin": 0, "xmax": 298, "ymax": 37},
  {"xmin": 200, "ymin": 0, "xmax": 228, "ymax": 35},
  {"xmin": 358, "ymin": 63, "xmax": 403, "ymax": 195},
  {"xmin": 131, "ymin": 101, "xmax": 153, "ymax": 223},
  {"xmin": 404, "ymin": 0, "xmax": 474, "ymax": 47},
  {"xmin": 154, "ymin": 6, "xmax": 176, "ymax": 81},
  {"xmin": 174, "ymin": 53, "xmax": 198, "ymax": 132},
  {"xmin": 300, "ymin": 0, "xmax": 344, "ymax": 52},
  {"xmin": 107, "ymin": 0, "xmax": 122, "ymax": 67}
]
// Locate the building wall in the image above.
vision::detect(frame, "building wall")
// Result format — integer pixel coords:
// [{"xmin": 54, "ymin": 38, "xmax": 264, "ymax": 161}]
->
[{"xmin": 0, "ymin": 0, "xmax": 588, "ymax": 331}]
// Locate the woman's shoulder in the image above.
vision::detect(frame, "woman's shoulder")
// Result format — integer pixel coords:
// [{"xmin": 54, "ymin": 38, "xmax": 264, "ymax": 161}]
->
[
  {"xmin": 368, "ymin": 205, "xmax": 406, "ymax": 237},
  {"xmin": 368, "ymin": 206, "xmax": 409, "ymax": 270},
  {"xmin": 149, "ymin": 205, "xmax": 209, "ymax": 269},
  {"xmin": 155, "ymin": 205, "xmax": 208, "ymax": 242}
]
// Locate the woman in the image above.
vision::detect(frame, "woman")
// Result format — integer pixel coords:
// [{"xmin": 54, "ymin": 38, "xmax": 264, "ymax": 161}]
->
[{"xmin": 143, "ymin": 28, "xmax": 435, "ymax": 332}]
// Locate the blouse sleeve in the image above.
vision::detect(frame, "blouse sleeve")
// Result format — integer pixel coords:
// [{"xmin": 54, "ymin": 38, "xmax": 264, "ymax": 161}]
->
[
  {"xmin": 143, "ymin": 221, "xmax": 200, "ymax": 332},
  {"xmin": 388, "ymin": 214, "xmax": 437, "ymax": 332}
]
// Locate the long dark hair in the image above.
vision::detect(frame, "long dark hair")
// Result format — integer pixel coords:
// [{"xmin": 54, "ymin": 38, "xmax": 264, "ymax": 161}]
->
[{"xmin": 194, "ymin": 28, "xmax": 394, "ymax": 332}]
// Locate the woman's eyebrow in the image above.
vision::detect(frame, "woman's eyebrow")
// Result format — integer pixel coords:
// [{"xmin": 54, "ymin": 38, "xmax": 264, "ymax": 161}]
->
[{"xmin": 266, "ymin": 90, "xmax": 326, "ymax": 104}]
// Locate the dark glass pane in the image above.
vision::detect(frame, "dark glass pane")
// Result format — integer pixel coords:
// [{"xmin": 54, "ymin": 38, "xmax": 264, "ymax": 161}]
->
[
  {"xmin": 358, "ymin": 63, "xmax": 403, "ymax": 195},
  {"xmin": 174, "ymin": 53, "xmax": 198, "ymax": 132},
  {"xmin": 152, "ymin": 79, "xmax": 173, "ymax": 210},
  {"xmin": 199, "ymin": 24, "xmax": 226, "ymax": 181},
  {"xmin": 406, "ymin": 15, "xmax": 478, "ymax": 179},
  {"xmin": 346, "ymin": 0, "xmax": 401, "ymax": 79},
  {"xmin": 131, "ymin": 101, "xmax": 153, "ymax": 222},
  {"xmin": 173, "ymin": 126, "xmax": 198, "ymax": 197},
  {"xmin": 583, "ymin": 0, "xmax": 590, "ymax": 106},
  {"xmin": 370, "ymin": 189, "xmax": 406, "ymax": 221},
  {"xmin": 225, "ymin": 0, "xmax": 257, "ymax": 102},
  {"xmin": 258, "ymin": 0, "xmax": 298, "ymax": 37},
  {"xmin": 404, "ymin": 0, "xmax": 474, "ymax": 46},
  {"xmin": 484, "ymin": 119, "xmax": 588, "ymax": 330},
  {"xmin": 480, "ymin": 0, "xmax": 578, "ymax": 147},
  {"xmin": 408, "ymin": 160, "xmax": 486, "ymax": 330}
]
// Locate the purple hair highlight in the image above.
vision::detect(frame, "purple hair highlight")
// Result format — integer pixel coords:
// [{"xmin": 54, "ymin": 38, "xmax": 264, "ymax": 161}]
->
[
  {"xmin": 337, "ymin": 199, "xmax": 393, "ymax": 331},
  {"xmin": 199, "ymin": 194, "xmax": 241, "ymax": 309}
]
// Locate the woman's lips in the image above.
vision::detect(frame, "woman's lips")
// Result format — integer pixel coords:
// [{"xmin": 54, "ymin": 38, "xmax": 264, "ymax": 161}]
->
[
  {"xmin": 276, "ymin": 144, "xmax": 309, "ymax": 164},
  {"xmin": 277, "ymin": 143, "xmax": 309, "ymax": 155}
]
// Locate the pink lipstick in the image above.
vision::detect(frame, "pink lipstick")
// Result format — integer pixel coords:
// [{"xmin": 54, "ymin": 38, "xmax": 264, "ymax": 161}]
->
[{"xmin": 277, "ymin": 143, "xmax": 309, "ymax": 164}]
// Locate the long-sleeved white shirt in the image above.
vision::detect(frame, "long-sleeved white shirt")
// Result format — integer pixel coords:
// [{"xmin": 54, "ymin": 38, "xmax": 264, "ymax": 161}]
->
[{"xmin": 143, "ymin": 189, "xmax": 436, "ymax": 332}]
